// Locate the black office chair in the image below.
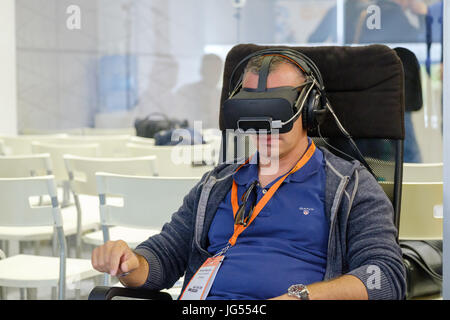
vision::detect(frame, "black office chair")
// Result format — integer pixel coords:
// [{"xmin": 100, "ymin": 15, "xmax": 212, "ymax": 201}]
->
[{"xmin": 89, "ymin": 44, "xmax": 406, "ymax": 300}]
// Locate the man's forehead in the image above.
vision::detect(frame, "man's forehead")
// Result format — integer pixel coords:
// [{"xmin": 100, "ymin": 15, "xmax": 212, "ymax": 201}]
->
[{"xmin": 243, "ymin": 63, "xmax": 306, "ymax": 89}]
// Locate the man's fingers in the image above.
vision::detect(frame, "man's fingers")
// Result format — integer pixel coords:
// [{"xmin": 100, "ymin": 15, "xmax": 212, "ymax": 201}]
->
[
  {"xmin": 91, "ymin": 247, "xmax": 99, "ymax": 270},
  {"xmin": 109, "ymin": 243, "xmax": 126, "ymax": 276},
  {"xmin": 120, "ymin": 253, "xmax": 139, "ymax": 273},
  {"xmin": 91, "ymin": 240, "xmax": 132, "ymax": 276}
]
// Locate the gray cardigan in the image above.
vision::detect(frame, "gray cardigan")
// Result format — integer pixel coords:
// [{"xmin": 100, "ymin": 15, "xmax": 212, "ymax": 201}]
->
[{"xmin": 134, "ymin": 147, "xmax": 406, "ymax": 300}]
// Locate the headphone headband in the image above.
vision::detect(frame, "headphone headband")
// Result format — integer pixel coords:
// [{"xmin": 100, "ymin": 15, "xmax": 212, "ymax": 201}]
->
[{"xmin": 228, "ymin": 48, "xmax": 325, "ymax": 96}]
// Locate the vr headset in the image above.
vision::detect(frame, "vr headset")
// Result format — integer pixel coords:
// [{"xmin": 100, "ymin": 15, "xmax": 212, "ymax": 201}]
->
[{"xmin": 222, "ymin": 48, "xmax": 329, "ymax": 134}]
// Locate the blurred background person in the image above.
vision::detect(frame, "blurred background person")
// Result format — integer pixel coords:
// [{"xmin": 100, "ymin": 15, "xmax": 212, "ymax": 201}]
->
[
  {"xmin": 173, "ymin": 54, "xmax": 223, "ymax": 129},
  {"xmin": 134, "ymin": 55, "xmax": 180, "ymax": 119}
]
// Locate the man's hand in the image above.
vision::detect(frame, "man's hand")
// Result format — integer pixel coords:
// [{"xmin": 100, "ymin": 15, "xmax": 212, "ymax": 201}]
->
[
  {"xmin": 91, "ymin": 240, "xmax": 149, "ymax": 287},
  {"xmin": 91, "ymin": 240, "xmax": 139, "ymax": 276}
]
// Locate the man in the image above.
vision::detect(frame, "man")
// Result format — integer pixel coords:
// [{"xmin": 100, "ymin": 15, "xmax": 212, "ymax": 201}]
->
[{"xmin": 91, "ymin": 55, "xmax": 406, "ymax": 300}]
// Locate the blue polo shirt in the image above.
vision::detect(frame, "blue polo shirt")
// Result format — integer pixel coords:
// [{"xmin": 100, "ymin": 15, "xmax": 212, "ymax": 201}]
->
[{"xmin": 206, "ymin": 142, "xmax": 329, "ymax": 300}]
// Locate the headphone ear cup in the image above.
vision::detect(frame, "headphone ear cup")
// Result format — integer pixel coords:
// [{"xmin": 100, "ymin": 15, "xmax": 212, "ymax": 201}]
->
[{"xmin": 302, "ymin": 89, "xmax": 320, "ymax": 131}]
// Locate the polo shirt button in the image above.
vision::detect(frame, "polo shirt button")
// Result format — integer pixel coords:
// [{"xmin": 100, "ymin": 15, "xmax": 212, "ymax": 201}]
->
[{"xmin": 262, "ymin": 189, "xmax": 267, "ymax": 194}]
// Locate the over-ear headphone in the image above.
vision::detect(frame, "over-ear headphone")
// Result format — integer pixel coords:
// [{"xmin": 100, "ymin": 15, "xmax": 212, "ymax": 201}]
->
[{"xmin": 228, "ymin": 47, "xmax": 329, "ymax": 132}]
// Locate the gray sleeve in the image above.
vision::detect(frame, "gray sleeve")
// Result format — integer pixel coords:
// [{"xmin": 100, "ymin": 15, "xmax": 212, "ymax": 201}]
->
[{"xmin": 345, "ymin": 167, "xmax": 406, "ymax": 300}]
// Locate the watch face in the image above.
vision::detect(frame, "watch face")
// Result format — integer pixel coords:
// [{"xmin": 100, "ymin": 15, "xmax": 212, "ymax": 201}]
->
[
  {"xmin": 288, "ymin": 284, "xmax": 309, "ymax": 300},
  {"xmin": 290, "ymin": 284, "xmax": 305, "ymax": 292}
]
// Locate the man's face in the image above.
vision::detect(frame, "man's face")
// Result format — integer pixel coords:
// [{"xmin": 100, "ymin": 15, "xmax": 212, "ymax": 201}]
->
[{"xmin": 242, "ymin": 62, "xmax": 308, "ymax": 161}]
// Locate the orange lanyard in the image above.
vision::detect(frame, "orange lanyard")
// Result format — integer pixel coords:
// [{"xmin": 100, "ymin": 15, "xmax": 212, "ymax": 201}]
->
[{"xmin": 228, "ymin": 141, "xmax": 316, "ymax": 246}]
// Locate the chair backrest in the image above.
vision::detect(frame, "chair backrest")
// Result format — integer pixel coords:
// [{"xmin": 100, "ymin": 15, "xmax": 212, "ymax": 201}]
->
[
  {"xmin": 62, "ymin": 135, "xmax": 131, "ymax": 157},
  {"xmin": 0, "ymin": 175, "xmax": 68, "ymax": 299},
  {"xmin": 96, "ymin": 172, "xmax": 200, "ymax": 230},
  {"xmin": 0, "ymin": 154, "xmax": 53, "ymax": 177},
  {"xmin": 82, "ymin": 127, "xmax": 136, "ymax": 136},
  {"xmin": 31, "ymin": 142, "xmax": 99, "ymax": 182},
  {"xmin": 381, "ymin": 182, "xmax": 443, "ymax": 240},
  {"xmin": 403, "ymin": 162, "xmax": 443, "ymax": 182},
  {"xmin": 0, "ymin": 139, "xmax": 5, "ymax": 156},
  {"xmin": 0, "ymin": 134, "xmax": 68, "ymax": 155},
  {"xmin": 126, "ymin": 143, "xmax": 214, "ymax": 177},
  {"xmin": 0, "ymin": 175, "xmax": 61, "ymax": 228},
  {"xmin": 128, "ymin": 136, "xmax": 156, "ymax": 146},
  {"xmin": 20, "ymin": 128, "xmax": 84, "ymax": 135},
  {"xmin": 64, "ymin": 155, "xmax": 157, "ymax": 196}
]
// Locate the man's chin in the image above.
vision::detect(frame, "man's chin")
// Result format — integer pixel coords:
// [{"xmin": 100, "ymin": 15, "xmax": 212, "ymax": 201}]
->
[{"xmin": 257, "ymin": 146, "xmax": 283, "ymax": 161}]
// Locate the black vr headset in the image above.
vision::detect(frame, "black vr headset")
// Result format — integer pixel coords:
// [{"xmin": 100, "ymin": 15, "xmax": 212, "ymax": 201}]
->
[{"xmin": 222, "ymin": 48, "xmax": 329, "ymax": 134}]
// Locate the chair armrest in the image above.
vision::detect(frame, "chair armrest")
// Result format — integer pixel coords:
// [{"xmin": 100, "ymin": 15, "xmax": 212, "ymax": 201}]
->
[{"xmin": 88, "ymin": 286, "xmax": 173, "ymax": 300}]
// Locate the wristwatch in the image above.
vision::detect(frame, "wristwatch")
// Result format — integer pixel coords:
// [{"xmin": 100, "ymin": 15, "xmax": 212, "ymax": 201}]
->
[{"xmin": 287, "ymin": 284, "xmax": 310, "ymax": 300}]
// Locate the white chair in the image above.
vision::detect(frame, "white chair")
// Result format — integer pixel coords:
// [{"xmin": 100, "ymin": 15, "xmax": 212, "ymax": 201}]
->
[
  {"xmin": 62, "ymin": 135, "xmax": 131, "ymax": 157},
  {"xmin": 63, "ymin": 155, "xmax": 158, "ymax": 257},
  {"xmin": 403, "ymin": 163, "xmax": 443, "ymax": 182},
  {"xmin": 82, "ymin": 127, "xmax": 136, "ymax": 136},
  {"xmin": 31, "ymin": 141, "xmax": 99, "ymax": 207},
  {"xmin": 0, "ymin": 134, "xmax": 68, "ymax": 155},
  {"xmin": 0, "ymin": 139, "xmax": 5, "ymax": 156},
  {"xmin": 85, "ymin": 172, "xmax": 200, "ymax": 249},
  {"xmin": 379, "ymin": 181, "xmax": 443, "ymax": 241},
  {"xmin": 92, "ymin": 172, "xmax": 199, "ymax": 286},
  {"xmin": 0, "ymin": 175, "xmax": 100, "ymax": 299},
  {"xmin": 31, "ymin": 142, "xmax": 99, "ymax": 182},
  {"xmin": 20, "ymin": 128, "xmax": 84, "ymax": 135},
  {"xmin": 398, "ymin": 182, "xmax": 443, "ymax": 240},
  {"xmin": 0, "ymin": 154, "xmax": 55, "ymax": 257},
  {"xmin": 128, "ymin": 136, "xmax": 156, "ymax": 146},
  {"xmin": 126, "ymin": 143, "xmax": 214, "ymax": 177},
  {"xmin": 0, "ymin": 153, "xmax": 52, "ymax": 178},
  {"xmin": 0, "ymin": 155, "xmax": 94, "ymax": 260}
]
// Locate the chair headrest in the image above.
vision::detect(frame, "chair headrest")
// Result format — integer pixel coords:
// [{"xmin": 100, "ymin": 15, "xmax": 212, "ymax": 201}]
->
[
  {"xmin": 394, "ymin": 47, "xmax": 423, "ymax": 112},
  {"xmin": 219, "ymin": 44, "xmax": 405, "ymax": 140}
]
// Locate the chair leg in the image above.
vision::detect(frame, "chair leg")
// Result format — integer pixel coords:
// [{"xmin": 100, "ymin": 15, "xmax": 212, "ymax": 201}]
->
[
  {"xmin": 103, "ymin": 273, "xmax": 110, "ymax": 286},
  {"xmin": 33, "ymin": 241, "xmax": 40, "ymax": 255},
  {"xmin": 73, "ymin": 194, "xmax": 82, "ymax": 258},
  {"xmin": 8, "ymin": 240, "xmax": 19, "ymax": 256},
  {"xmin": 58, "ymin": 280, "xmax": 66, "ymax": 300},
  {"xmin": 26, "ymin": 288, "xmax": 37, "ymax": 300},
  {"xmin": 61, "ymin": 181, "xmax": 71, "ymax": 208},
  {"xmin": 75, "ymin": 288, "xmax": 81, "ymax": 300}
]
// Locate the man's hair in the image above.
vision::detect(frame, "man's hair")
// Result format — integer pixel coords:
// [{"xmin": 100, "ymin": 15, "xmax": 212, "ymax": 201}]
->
[{"xmin": 243, "ymin": 55, "xmax": 306, "ymax": 79}]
